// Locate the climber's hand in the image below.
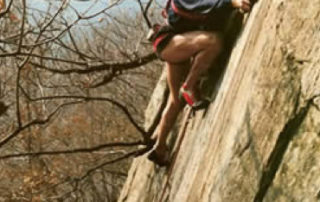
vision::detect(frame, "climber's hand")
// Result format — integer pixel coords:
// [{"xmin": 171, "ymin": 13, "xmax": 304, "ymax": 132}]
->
[{"xmin": 231, "ymin": 0, "xmax": 251, "ymax": 13}]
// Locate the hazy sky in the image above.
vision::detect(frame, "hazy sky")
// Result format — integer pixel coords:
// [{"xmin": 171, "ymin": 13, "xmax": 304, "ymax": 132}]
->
[
  {"xmin": 23, "ymin": 0, "xmax": 151, "ymax": 28},
  {"xmin": 26, "ymin": 0, "xmax": 164, "ymax": 21},
  {"xmin": 25, "ymin": 0, "xmax": 164, "ymax": 33},
  {"xmin": 27, "ymin": 0, "xmax": 141, "ymax": 14}
]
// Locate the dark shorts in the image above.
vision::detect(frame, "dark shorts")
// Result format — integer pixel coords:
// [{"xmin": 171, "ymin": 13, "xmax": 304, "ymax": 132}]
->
[{"xmin": 152, "ymin": 6, "xmax": 228, "ymax": 60}]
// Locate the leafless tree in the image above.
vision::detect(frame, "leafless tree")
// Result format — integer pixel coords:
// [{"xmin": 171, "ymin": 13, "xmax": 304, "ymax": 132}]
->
[{"xmin": 0, "ymin": 0, "xmax": 162, "ymax": 200}]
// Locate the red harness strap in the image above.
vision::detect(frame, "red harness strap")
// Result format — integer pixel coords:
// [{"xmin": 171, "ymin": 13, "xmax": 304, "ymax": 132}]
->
[{"xmin": 153, "ymin": 33, "xmax": 169, "ymax": 52}]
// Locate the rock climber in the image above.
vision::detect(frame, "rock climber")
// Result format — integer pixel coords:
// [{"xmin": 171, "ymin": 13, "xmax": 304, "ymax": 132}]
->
[{"xmin": 147, "ymin": 0, "xmax": 252, "ymax": 166}]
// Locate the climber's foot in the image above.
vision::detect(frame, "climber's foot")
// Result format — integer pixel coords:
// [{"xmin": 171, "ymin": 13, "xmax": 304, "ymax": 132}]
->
[
  {"xmin": 147, "ymin": 147, "xmax": 170, "ymax": 167},
  {"xmin": 179, "ymin": 83, "xmax": 210, "ymax": 110},
  {"xmin": 145, "ymin": 138, "xmax": 156, "ymax": 150},
  {"xmin": 144, "ymin": 132, "xmax": 160, "ymax": 149}
]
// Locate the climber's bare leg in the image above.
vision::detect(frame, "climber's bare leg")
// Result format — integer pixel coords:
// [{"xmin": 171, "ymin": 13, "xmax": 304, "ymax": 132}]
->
[
  {"xmin": 151, "ymin": 31, "xmax": 221, "ymax": 159},
  {"xmin": 161, "ymin": 31, "xmax": 222, "ymax": 93},
  {"xmin": 153, "ymin": 61, "xmax": 189, "ymax": 156}
]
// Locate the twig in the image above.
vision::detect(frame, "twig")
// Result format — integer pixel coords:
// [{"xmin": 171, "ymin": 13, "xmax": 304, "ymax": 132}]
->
[
  {"xmin": 0, "ymin": 141, "xmax": 143, "ymax": 160},
  {"xmin": 136, "ymin": 0, "xmax": 153, "ymax": 28},
  {"xmin": 0, "ymin": 0, "xmax": 13, "ymax": 18},
  {"xmin": 30, "ymin": 52, "xmax": 157, "ymax": 74},
  {"xmin": 19, "ymin": 88, "xmax": 148, "ymax": 139},
  {"xmin": 0, "ymin": 101, "xmax": 82, "ymax": 148}
]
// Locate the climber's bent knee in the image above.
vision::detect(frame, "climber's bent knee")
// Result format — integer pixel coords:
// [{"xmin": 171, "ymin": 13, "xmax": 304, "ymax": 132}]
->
[{"xmin": 160, "ymin": 31, "xmax": 222, "ymax": 64}]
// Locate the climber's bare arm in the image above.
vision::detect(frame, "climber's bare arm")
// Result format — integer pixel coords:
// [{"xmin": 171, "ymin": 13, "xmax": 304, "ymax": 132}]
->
[{"xmin": 232, "ymin": 0, "xmax": 251, "ymax": 13}]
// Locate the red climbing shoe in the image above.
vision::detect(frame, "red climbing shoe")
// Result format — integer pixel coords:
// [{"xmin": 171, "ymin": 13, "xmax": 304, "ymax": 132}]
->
[{"xmin": 179, "ymin": 83, "xmax": 210, "ymax": 110}]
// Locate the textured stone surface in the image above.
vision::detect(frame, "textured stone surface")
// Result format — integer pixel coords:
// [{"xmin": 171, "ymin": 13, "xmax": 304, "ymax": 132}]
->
[{"xmin": 118, "ymin": 0, "xmax": 320, "ymax": 202}]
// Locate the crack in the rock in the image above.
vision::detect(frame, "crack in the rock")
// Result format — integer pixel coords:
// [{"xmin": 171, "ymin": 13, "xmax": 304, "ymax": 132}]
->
[
  {"xmin": 253, "ymin": 100, "xmax": 311, "ymax": 202},
  {"xmin": 237, "ymin": 107, "xmax": 254, "ymax": 158}
]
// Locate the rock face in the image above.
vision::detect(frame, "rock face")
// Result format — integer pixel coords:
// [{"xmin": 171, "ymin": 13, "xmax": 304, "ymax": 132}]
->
[{"xmin": 118, "ymin": 0, "xmax": 320, "ymax": 202}]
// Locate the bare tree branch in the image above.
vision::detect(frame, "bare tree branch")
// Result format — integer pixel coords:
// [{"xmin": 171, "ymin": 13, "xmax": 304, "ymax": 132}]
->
[
  {"xmin": 50, "ymin": 147, "xmax": 148, "ymax": 200},
  {"xmin": 30, "ymin": 52, "xmax": 157, "ymax": 74},
  {"xmin": 15, "ymin": 62, "xmax": 22, "ymax": 127},
  {"xmin": 17, "ymin": 0, "xmax": 26, "ymax": 53},
  {"xmin": 0, "ymin": 101, "xmax": 82, "ymax": 148},
  {"xmin": 78, "ymin": 148, "xmax": 147, "ymax": 181},
  {"xmin": 19, "ymin": 88, "xmax": 149, "ymax": 139},
  {"xmin": 0, "ymin": 0, "xmax": 13, "ymax": 18},
  {"xmin": 23, "ymin": 0, "xmax": 121, "ymax": 48},
  {"xmin": 0, "ymin": 1, "xmax": 162, "ymax": 198},
  {"xmin": 0, "ymin": 141, "xmax": 143, "ymax": 160},
  {"xmin": 136, "ymin": 0, "xmax": 153, "ymax": 28}
]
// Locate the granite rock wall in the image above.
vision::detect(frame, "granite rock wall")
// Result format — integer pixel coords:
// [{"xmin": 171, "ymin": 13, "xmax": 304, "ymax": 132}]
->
[{"xmin": 118, "ymin": 0, "xmax": 320, "ymax": 201}]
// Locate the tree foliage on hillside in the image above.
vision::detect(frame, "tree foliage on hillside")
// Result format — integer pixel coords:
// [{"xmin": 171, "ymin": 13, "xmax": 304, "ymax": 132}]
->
[{"xmin": 0, "ymin": 0, "xmax": 161, "ymax": 200}]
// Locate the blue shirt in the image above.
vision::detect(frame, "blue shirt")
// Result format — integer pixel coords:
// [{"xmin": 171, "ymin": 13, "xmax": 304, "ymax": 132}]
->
[{"xmin": 173, "ymin": 0, "xmax": 233, "ymax": 14}]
